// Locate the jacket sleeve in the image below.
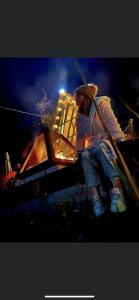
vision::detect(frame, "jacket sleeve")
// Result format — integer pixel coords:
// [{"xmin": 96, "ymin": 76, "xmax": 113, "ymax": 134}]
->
[{"xmin": 99, "ymin": 99, "xmax": 125, "ymax": 140}]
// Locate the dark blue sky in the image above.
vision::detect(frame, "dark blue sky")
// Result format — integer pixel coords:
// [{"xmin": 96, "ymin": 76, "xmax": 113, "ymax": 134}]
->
[
  {"xmin": 0, "ymin": 58, "xmax": 139, "ymax": 166},
  {"xmin": 0, "ymin": 58, "xmax": 112, "ymax": 107}
]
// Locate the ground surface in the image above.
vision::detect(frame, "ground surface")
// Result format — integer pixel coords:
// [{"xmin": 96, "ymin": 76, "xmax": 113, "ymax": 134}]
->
[{"xmin": 0, "ymin": 192, "xmax": 139, "ymax": 242}]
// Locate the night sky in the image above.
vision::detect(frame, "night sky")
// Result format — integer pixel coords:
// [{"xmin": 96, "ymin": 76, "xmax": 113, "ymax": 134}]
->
[{"xmin": 0, "ymin": 58, "xmax": 139, "ymax": 168}]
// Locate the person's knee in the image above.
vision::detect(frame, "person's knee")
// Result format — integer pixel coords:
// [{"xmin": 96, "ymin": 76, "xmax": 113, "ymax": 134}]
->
[
  {"xmin": 97, "ymin": 142, "xmax": 107, "ymax": 154},
  {"xmin": 81, "ymin": 149, "xmax": 91, "ymax": 160}
]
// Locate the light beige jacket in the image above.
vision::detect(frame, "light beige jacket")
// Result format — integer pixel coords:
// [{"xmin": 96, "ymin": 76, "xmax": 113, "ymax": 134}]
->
[{"xmin": 76, "ymin": 96, "xmax": 125, "ymax": 159}]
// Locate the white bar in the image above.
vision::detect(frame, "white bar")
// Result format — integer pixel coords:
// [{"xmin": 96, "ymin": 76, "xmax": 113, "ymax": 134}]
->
[
  {"xmin": 14, "ymin": 164, "xmax": 66, "ymax": 187},
  {"xmin": 44, "ymin": 296, "xmax": 95, "ymax": 299}
]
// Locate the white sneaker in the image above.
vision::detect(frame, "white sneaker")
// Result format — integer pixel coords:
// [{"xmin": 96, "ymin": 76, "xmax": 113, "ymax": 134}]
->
[
  {"xmin": 91, "ymin": 195, "xmax": 106, "ymax": 217},
  {"xmin": 110, "ymin": 188, "xmax": 127, "ymax": 213}
]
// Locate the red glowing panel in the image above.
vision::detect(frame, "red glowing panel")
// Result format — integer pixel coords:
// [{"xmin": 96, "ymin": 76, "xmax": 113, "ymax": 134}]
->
[{"xmin": 20, "ymin": 134, "xmax": 48, "ymax": 172}]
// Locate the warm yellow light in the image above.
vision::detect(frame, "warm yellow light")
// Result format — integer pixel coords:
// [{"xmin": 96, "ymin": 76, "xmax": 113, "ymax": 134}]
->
[
  {"xmin": 59, "ymin": 99, "xmax": 63, "ymax": 104},
  {"xmin": 55, "ymin": 152, "xmax": 74, "ymax": 161},
  {"xmin": 57, "ymin": 107, "xmax": 62, "ymax": 112},
  {"xmin": 85, "ymin": 138, "xmax": 89, "ymax": 148},
  {"xmin": 53, "ymin": 124, "xmax": 58, "ymax": 129},
  {"xmin": 71, "ymin": 100, "xmax": 76, "ymax": 105},
  {"xmin": 56, "ymin": 116, "xmax": 60, "ymax": 120}
]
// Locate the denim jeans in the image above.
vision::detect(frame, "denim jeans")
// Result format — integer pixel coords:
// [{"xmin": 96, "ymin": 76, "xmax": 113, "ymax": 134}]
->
[{"xmin": 81, "ymin": 141, "xmax": 119, "ymax": 188}]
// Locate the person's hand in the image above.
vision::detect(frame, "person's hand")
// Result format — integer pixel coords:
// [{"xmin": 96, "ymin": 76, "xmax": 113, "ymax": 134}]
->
[{"xmin": 112, "ymin": 136, "xmax": 125, "ymax": 143}]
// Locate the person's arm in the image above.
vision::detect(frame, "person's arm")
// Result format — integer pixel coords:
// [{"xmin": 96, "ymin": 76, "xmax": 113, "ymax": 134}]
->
[{"xmin": 99, "ymin": 99, "xmax": 125, "ymax": 141}]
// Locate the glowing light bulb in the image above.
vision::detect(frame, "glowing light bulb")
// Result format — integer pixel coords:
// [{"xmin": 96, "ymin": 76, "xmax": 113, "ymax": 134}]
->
[
  {"xmin": 59, "ymin": 99, "xmax": 63, "ymax": 104},
  {"xmin": 59, "ymin": 88, "xmax": 65, "ymax": 95},
  {"xmin": 53, "ymin": 124, "xmax": 58, "ymax": 129},
  {"xmin": 57, "ymin": 107, "xmax": 62, "ymax": 112}
]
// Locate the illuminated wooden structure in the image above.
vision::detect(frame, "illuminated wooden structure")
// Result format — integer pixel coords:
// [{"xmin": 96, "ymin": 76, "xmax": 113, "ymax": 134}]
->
[
  {"xmin": 2, "ymin": 91, "xmax": 78, "ymax": 195},
  {"xmin": 52, "ymin": 90, "xmax": 78, "ymax": 147},
  {"xmin": 15, "ymin": 91, "xmax": 78, "ymax": 177}
]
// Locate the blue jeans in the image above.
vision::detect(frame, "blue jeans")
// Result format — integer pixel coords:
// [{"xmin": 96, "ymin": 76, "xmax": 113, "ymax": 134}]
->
[{"xmin": 81, "ymin": 142, "xmax": 119, "ymax": 188}]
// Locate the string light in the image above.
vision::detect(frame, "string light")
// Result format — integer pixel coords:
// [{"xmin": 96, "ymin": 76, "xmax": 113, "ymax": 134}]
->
[
  {"xmin": 57, "ymin": 107, "xmax": 62, "ymax": 112},
  {"xmin": 59, "ymin": 99, "xmax": 63, "ymax": 104}
]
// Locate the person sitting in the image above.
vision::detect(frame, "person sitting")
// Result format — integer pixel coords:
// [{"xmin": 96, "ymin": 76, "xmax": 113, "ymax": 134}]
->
[{"xmin": 74, "ymin": 83, "xmax": 127, "ymax": 217}]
